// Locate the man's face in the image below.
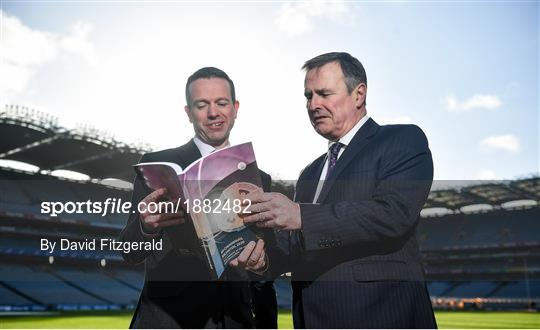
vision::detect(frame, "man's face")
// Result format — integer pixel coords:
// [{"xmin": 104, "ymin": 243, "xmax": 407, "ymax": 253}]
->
[
  {"xmin": 304, "ymin": 61, "xmax": 366, "ymax": 141},
  {"xmin": 185, "ymin": 77, "xmax": 239, "ymax": 149}
]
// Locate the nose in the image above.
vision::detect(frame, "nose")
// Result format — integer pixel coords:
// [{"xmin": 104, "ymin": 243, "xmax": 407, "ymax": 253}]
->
[
  {"xmin": 308, "ymin": 95, "xmax": 322, "ymax": 112},
  {"xmin": 208, "ymin": 103, "xmax": 219, "ymax": 118}
]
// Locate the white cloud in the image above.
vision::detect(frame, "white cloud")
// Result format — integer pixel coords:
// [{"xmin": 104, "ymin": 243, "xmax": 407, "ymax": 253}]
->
[
  {"xmin": 59, "ymin": 21, "xmax": 97, "ymax": 65},
  {"xmin": 0, "ymin": 12, "xmax": 57, "ymax": 66},
  {"xmin": 0, "ymin": 63, "xmax": 32, "ymax": 99},
  {"xmin": 479, "ymin": 134, "xmax": 521, "ymax": 153},
  {"xmin": 445, "ymin": 94, "xmax": 502, "ymax": 112},
  {"xmin": 274, "ymin": 0, "xmax": 350, "ymax": 37},
  {"xmin": 0, "ymin": 11, "xmax": 57, "ymax": 98},
  {"xmin": 0, "ymin": 11, "xmax": 96, "ymax": 100},
  {"xmin": 475, "ymin": 169, "xmax": 497, "ymax": 180}
]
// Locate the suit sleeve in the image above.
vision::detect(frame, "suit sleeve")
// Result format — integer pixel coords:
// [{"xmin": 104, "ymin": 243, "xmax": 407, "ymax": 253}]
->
[
  {"xmin": 249, "ymin": 171, "xmax": 278, "ymax": 329},
  {"xmin": 299, "ymin": 126, "xmax": 433, "ymax": 251},
  {"xmin": 117, "ymin": 154, "xmax": 162, "ymax": 264},
  {"xmin": 250, "ymin": 171, "xmax": 285, "ymax": 278},
  {"xmin": 266, "ymin": 179, "xmax": 297, "ymax": 278}
]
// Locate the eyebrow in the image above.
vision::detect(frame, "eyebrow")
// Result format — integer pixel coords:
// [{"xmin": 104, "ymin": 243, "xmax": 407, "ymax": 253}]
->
[
  {"xmin": 315, "ymin": 88, "xmax": 332, "ymax": 94},
  {"xmin": 305, "ymin": 88, "xmax": 332, "ymax": 98},
  {"xmin": 193, "ymin": 97, "xmax": 230, "ymax": 104}
]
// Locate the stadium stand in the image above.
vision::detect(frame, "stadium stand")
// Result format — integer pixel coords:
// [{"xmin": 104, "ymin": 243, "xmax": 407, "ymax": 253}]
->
[
  {"xmin": 0, "ymin": 105, "xmax": 539, "ymax": 312},
  {"xmin": 0, "ymin": 264, "xmax": 108, "ymax": 310},
  {"xmin": 53, "ymin": 267, "xmax": 139, "ymax": 306},
  {"xmin": 0, "ymin": 284, "xmax": 34, "ymax": 306},
  {"xmin": 443, "ymin": 281, "xmax": 501, "ymax": 298},
  {"xmin": 274, "ymin": 277, "xmax": 293, "ymax": 309},
  {"xmin": 492, "ymin": 281, "xmax": 540, "ymax": 299},
  {"xmin": 105, "ymin": 269, "xmax": 144, "ymax": 291}
]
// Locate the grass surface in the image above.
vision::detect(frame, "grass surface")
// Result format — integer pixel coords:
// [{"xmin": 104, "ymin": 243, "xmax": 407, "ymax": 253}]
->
[
  {"xmin": 0, "ymin": 312, "xmax": 132, "ymax": 329},
  {"xmin": 435, "ymin": 311, "xmax": 540, "ymax": 329},
  {"xmin": 278, "ymin": 310, "xmax": 292, "ymax": 329},
  {"xmin": 0, "ymin": 310, "xmax": 539, "ymax": 329}
]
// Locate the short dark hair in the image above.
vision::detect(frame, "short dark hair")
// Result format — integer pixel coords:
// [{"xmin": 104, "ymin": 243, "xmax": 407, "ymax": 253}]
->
[
  {"xmin": 302, "ymin": 52, "xmax": 367, "ymax": 94},
  {"xmin": 185, "ymin": 67, "xmax": 236, "ymax": 106}
]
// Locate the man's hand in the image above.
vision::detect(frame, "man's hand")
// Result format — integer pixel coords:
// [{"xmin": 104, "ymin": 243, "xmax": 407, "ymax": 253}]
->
[
  {"xmin": 140, "ymin": 188, "xmax": 185, "ymax": 234},
  {"xmin": 229, "ymin": 239, "xmax": 267, "ymax": 273},
  {"xmin": 243, "ymin": 191, "xmax": 302, "ymax": 230}
]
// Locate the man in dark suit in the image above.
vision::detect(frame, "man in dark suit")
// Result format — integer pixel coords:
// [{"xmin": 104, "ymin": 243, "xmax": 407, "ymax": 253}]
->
[
  {"xmin": 242, "ymin": 52, "xmax": 437, "ymax": 328},
  {"xmin": 119, "ymin": 67, "xmax": 277, "ymax": 328}
]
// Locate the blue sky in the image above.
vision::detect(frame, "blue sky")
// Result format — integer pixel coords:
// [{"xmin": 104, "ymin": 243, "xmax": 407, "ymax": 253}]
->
[{"xmin": 1, "ymin": 1, "xmax": 538, "ymax": 181}]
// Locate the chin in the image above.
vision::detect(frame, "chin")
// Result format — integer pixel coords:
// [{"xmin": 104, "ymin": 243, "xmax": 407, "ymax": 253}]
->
[
  {"xmin": 316, "ymin": 130, "xmax": 336, "ymax": 140},
  {"xmin": 209, "ymin": 133, "xmax": 229, "ymax": 144},
  {"xmin": 208, "ymin": 137, "xmax": 226, "ymax": 145},
  {"xmin": 315, "ymin": 126, "xmax": 329, "ymax": 136}
]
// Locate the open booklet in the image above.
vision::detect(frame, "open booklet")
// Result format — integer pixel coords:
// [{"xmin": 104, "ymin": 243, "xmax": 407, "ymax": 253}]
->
[{"xmin": 133, "ymin": 142, "xmax": 264, "ymax": 279}]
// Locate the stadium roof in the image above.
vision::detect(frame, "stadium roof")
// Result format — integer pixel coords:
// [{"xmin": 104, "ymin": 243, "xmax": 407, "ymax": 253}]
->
[
  {"xmin": 0, "ymin": 105, "xmax": 150, "ymax": 181},
  {"xmin": 423, "ymin": 177, "xmax": 539, "ymax": 216},
  {"xmin": 1, "ymin": 105, "xmax": 538, "ymax": 212}
]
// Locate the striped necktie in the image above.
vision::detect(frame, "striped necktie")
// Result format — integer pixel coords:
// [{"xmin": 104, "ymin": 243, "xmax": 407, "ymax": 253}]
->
[{"xmin": 325, "ymin": 142, "xmax": 344, "ymax": 179}]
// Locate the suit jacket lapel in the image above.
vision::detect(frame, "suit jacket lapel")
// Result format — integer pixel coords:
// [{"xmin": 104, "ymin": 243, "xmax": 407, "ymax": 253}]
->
[
  {"xmin": 176, "ymin": 139, "xmax": 202, "ymax": 168},
  {"xmin": 296, "ymin": 154, "xmax": 326, "ymax": 203},
  {"xmin": 316, "ymin": 118, "xmax": 380, "ymax": 203}
]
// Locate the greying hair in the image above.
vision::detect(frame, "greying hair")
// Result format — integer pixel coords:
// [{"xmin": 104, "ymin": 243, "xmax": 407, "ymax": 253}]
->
[{"xmin": 302, "ymin": 52, "xmax": 367, "ymax": 94}]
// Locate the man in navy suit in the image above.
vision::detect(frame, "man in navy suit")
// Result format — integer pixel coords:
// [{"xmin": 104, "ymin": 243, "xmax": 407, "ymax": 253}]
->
[
  {"xmin": 120, "ymin": 67, "xmax": 277, "ymax": 328},
  {"xmin": 242, "ymin": 52, "xmax": 437, "ymax": 328}
]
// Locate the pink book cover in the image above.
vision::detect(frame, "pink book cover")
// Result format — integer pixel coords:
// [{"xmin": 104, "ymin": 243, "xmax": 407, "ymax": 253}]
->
[{"xmin": 133, "ymin": 142, "xmax": 264, "ymax": 279}]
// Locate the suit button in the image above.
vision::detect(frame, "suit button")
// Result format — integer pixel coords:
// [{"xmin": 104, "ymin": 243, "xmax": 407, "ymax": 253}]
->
[
  {"xmin": 324, "ymin": 243, "xmax": 330, "ymax": 247},
  {"xmin": 337, "ymin": 241, "xmax": 342, "ymax": 247}
]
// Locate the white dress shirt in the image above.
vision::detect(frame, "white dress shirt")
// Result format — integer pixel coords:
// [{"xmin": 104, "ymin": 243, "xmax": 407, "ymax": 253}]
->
[
  {"xmin": 312, "ymin": 115, "xmax": 370, "ymax": 203},
  {"xmin": 193, "ymin": 136, "xmax": 230, "ymax": 157}
]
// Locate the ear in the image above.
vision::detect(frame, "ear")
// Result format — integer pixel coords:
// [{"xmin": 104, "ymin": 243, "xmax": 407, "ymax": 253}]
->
[
  {"xmin": 354, "ymin": 83, "xmax": 367, "ymax": 109},
  {"xmin": 232, "ymin": 100, "xmax": 240, "ymax": 118},
  {"xmin": 184, "ymin": 105, "xmax": 193, "ymax": 123}
]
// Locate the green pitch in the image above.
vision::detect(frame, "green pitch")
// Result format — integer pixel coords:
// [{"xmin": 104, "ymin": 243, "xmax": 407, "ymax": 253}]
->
[
  {"xmin": 435, "ymin": 311, "xmax": 540, "ymax": 329},
  {"xmin": 0, "ymin": 312, "xmax": 132, "ymax": 329},
  {"xmin": 0, "ymin": 310, "xmax": 539, "ymax": 329}
]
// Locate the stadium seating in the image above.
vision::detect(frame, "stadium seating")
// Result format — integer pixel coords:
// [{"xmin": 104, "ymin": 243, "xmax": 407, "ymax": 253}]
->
[
  {"xmin": 427, "ymin": 281, "xmax": 456, "ymax": 296},
  {"xmin": 105, "ymin": 269, "xmax": 144, "ymax": 291},
  {"xmin": 53, "ymin": 268, "xmax": 139, "ymax": 306},
  {"xmin": 0, "ymin": 265, "xmax": 107, "ymax": 309},
  {"xmin": 0, "ymin": 284, "xmax": 34, "ymax": 306},
  {"xmin": 274, "ymin": 277, "xmax": 292, "ymax": 309},
  {"xmin": 0, "ymin": 165, "xmax": 143, "ymax": 311},
  {"xmin": 419, "ymin": 210, "xmax": 540, "ymax": 251},
  {"xmin": 491, "ymin": 281, "xmax": 540, "ymax": 298},
  {"xmin": 443, "ymin": 281, "xmax": 500, "ymax": 298}
]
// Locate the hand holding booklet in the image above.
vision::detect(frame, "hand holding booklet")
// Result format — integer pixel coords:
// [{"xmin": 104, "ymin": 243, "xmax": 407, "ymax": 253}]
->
[{"xmin": 133, "ymin": 142, "xmax": 265, "ymax": 279}]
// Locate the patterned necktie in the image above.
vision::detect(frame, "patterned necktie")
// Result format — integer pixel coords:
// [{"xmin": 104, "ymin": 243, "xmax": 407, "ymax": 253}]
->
[{"xmin": 325, "ymin": 142, "xmax": 344, "ymax": 179}]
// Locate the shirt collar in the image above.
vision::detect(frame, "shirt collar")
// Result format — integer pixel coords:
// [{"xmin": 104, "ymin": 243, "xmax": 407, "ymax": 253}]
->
[
  {"xmin": 328, "ymin": 114, "xmax": 370, "ymax": 149},
  {"xmin": 193, "ymin": 136, "xmax": 230, "ymax": 157}
]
